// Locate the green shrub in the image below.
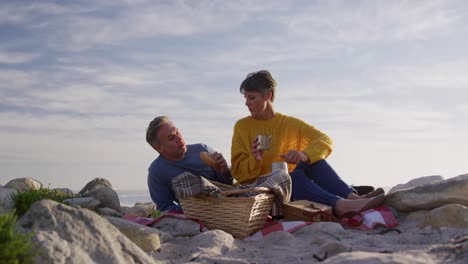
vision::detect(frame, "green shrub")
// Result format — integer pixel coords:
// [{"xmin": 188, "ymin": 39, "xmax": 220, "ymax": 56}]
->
[
  {"xmin": 0, "ymin": 212, "xmax": 37, "ymax": 264},
  {"xmin": 149, "ymin": 209, "xmax": 162, "ymax": 218},
  {"xmin": 11, "ymin": 189, "xmax": 76, "ymax": 217}
]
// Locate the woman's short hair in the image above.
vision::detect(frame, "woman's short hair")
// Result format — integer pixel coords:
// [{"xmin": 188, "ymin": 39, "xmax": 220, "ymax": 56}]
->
[{"xmin": 240, "ymin": 70, "xmax": 277, "ymax": 102}]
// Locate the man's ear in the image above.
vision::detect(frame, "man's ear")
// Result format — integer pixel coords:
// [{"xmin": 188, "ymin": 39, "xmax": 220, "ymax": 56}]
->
[
  {"xmin": 265, "ymin": 91, "xmax": 273, "ymax": 101},
  {"xmin": 152, "ymin": 142, "xmax": 161, "ymax": 152}
]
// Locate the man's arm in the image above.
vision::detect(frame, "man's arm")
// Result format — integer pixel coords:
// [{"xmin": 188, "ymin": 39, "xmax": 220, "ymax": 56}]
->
[
  {"xmin": 147, "ymin": 171, "xmax": 182, "ymax": 212},
  {"xmin": 209, "ymin": 152, "xmax": 234, "ymax": 184},
  {"xmin": 213, "ymin": 166, "xmax": 234, "ymax": 185},
  {"xmin": 201, "ymin": 144, "xmax": 233, "ymax": 185}
]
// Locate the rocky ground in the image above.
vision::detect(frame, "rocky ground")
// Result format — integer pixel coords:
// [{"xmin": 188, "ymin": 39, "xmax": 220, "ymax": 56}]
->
[{"xmin": 1, "ymin": 174, "xmax": 467, "ymax": 263}]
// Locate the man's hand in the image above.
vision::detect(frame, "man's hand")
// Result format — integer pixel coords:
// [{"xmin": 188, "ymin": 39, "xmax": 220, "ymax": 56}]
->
[
  {"xmin": 211, "ymin": 152, "xmax": 229, "ymax": 175},
  {"xmin": 280, "ymin": 150, "xmax": 309, "ymax": 164},
  {"xmin": 251, "ymin": 137, "xmax": 263, "ymax": 161}
]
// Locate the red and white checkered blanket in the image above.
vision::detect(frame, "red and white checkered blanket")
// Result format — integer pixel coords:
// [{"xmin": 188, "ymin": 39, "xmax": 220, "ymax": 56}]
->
[
  {"xmin": 245, "ymin": 206, "xmax": 398, "ymax": 240},
  {"xmin": 123, "ymin": 206, "xmax": 398, "ymax": 241}
]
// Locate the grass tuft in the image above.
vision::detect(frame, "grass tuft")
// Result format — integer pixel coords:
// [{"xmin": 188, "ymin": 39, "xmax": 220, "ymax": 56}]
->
[
  {"xmin": 0, "ymin": 212, "xmax": 38, "ymax": 264},
  {"xmin": 11, "ymin": 189, "xmax": 76, "ymax": 217},
  {"xmin": 149, "ymin": 209, "xmax": 162, "ymax": 218}
]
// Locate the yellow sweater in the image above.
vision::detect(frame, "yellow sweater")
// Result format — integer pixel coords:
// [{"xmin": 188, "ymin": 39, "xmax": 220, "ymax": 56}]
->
[{"xmin": 231, "ymin": 113, "xmax": 333, "ymax": 184}]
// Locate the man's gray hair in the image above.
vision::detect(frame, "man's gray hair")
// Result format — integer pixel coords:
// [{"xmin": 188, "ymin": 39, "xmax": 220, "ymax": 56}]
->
[{"xmin": 146, "ymin": 116, "xmax": 171, "ymax": 147}]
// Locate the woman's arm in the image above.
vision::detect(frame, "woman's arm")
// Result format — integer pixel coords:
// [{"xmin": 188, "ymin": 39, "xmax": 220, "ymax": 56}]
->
[
  {"xmin": 230, "ymin": 122, "xmax": 262, "ymax": 184},
  {"xmin": 298, "ymin": 118, "xmax": 333, "ymax": 163}
]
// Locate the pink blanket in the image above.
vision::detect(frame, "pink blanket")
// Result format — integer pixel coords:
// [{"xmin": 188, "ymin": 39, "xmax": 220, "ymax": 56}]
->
[{"xmin": 123, "ymin": 206, "xmax": 398, "ymax": 241}]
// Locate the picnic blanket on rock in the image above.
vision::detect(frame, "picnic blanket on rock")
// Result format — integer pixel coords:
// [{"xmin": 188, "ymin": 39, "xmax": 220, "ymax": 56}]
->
[
  {"xmin": 172, "ymin": 169, "xmax": 292, "ymax": 216},
  {"xmin": 123, "ymin": 206, "xmax": 398, "ymax": 241},
  {"xmin": 245, "ymin": 206, "xmax": 399, "ymax": 241}
]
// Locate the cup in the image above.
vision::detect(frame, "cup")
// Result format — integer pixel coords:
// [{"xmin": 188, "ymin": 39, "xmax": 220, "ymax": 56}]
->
[
  {"xmin": 256, "ymin": 134, "xmax": 271, "ymax": 150},
  {"xmin": 271, "ymin": 161, "xmax": 288, "ymax": 172}
]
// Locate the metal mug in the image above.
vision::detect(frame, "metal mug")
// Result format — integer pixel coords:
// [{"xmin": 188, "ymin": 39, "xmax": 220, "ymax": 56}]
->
[
  {"xmin": 271, "ymin": 161, "xmax": 288, "ymax": 172},
  {"xmin": 256, "ymin": 134, "xmax": 271, "ymax": 150}
]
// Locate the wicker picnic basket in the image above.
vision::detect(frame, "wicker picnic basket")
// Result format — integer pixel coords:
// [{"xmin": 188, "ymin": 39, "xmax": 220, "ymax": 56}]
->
[{"xmin": 179, "ymin": 184, "xmax": 275, "ymax": 239}]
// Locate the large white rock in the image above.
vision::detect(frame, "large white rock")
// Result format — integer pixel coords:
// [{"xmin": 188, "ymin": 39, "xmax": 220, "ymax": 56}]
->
[
  {"xmin": 421, "ymin": 204, "xmax": 468, "ymax": 229},
  {"xmin": 4, "ymin": 177, "xmax": 43, "ymax": 192},
  {"xmin": 180, "ymin": 230, "xmax": 235, "ymax": 262},
  {"xmin": 388, "ymin": 175, "xmax": 444, "ymax": 193},
  {"xmin": 105, "ymin": 216, "xmax": 164, "ymax": 252},
  {"xmin": 385, "ymin": 174, "xmax": 468, "ymax": 212},
  {"xmin": 16, "ymin": 200, "xmax": 159, "ymax": 264},
  {"xmin": 325, "ymin": 250, "xmax": 436, "ymax": 264},
  {"xmin": 151, "ymin": 215, "xmax": 201, "ymax": 237}
]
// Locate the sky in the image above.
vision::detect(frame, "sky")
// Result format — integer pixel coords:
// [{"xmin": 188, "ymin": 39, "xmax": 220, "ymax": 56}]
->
[{"xmin": 1, "ymin": 0, "xmax": 467, "ymax": 192}]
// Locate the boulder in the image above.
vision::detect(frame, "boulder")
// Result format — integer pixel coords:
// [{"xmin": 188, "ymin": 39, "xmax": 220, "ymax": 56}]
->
[
  {"xmin": 4, "ymin": 177, "xmax": 43, "ymax": 192},
  {"xmin": 52, "ymin": 188, "xmax": 75, "ymax": 196},
  {"xmin": 0, "ymin": 188, "xmax": 17, "ymax": 214},
  {"xmin": 180, "ymin": 230, "xmax": 234, "ymax": 262},
  {"xmin": 151, "ymin": 216, "xmax": 201, "ymax": 237},
  {"xmin": 78, "ymin": 178, "xmax": 112, "ymax": 196},
  {"xmin": 16, "ymin": 200, "xmax": 158, "ymax": 264},
  {"xmin": 85, "ymin": 186, "xmax": 121, "ymax": 212},
  {"xmin": 316, "ymin": 241, "xmax": 352, "ymax": 259},
  {"xmin": 325, "ymin": 250, "xmax": 436, "ymax": 264},
  {"xmin": 388, "ymin": 175, "xmax": 444, "ymax": 193},
  {"xmin": 385, "ymin": 174, "xmax": 468, "ymax": 212},
  {"xmin": 63, "ymin": 197, "xmax": 101, "ymax": 210},
  {"xmin": 97, "ymin": 207, "xmax": 123, "ymax": 217},
  {"xmin": 421, "ymin": 204, "xmax": 468, "ymax": 229},
  {"xmin": 105, "ymin": 216, "xmax": 164, "ymax": 252},
  {"xmin": 127, "ymin": 202, "xmax": 156, "ymax": 217},
  {"xmin": 406, "ymin": 210, "xmax": 430, "ymax": 223},
  {"xmin": 120, "ymin": 206, "xmax": 130, "ymax": 215}
]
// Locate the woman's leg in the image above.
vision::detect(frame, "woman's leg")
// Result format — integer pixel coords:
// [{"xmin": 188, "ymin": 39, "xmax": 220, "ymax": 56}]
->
[
  {"xmin": 298, "ymin": 159, "xmax": 353, "ymax": 198},
  {"xmin": 290, "ymin": 167, "xmax": 340, "ymax": 207}
]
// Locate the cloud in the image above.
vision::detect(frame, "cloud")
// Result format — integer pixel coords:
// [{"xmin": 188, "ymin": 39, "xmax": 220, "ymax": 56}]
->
[
  {"xmin": 456, "ymin": 104, "xmax": 468, "ymax": 114},
  {"xmin": 0, "ymin": 70, "xmax": 38, "ymax": 91},
  {"xmin": 281, "ymin": 97, "xmax": 451, "ymax": 137},
  {"xmin": 31, "ymin": 0, "xmax": 269, "ymax": 51},
  {"xmin": 273, "ymin": 64, "xmax": 463, "ymax": 143},
  {"xmin": 162, "ymin": 0, "xmax": 467, "ymax": 69},
  {"xmin": 287, "ymin": 0, "xmax": 464, "ymax": 44},
  {"xmin": 1, "ymin": 0, "xmax": 468, "ymax": 190},
  {"xmin": 0, "ymin": 51, "xmax": 40, "ymax": 64},
  {"xmin": 373, "ymin": 60, "xmax": 468, "ymax": 90}
]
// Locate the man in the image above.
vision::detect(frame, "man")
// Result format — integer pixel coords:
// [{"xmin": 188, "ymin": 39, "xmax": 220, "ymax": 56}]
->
[{"xmin": 146, "ymin": 116, "xmax": 233, "ymax": 212}]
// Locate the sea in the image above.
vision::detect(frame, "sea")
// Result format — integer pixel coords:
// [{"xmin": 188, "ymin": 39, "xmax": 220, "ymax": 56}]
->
[{"xmin": 116, "ymin": 189, "xmax": 153, "ymax": 207}]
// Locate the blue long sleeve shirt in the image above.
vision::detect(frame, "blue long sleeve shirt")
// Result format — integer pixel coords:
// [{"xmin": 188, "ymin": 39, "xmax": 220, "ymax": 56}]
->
[{"xmin": 147, "ymin": 143, "xmax": 233, "ymax": 212}]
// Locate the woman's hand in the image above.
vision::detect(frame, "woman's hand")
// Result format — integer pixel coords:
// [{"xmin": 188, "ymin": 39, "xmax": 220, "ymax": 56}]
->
[
  {"xmin": 280, "ymin": 150, "xmax": 309, "ymax": 164},
  {"xmin": 251, "ymin": 137, "xmax": 263, "ymax": 161},
  {"xmin": 211, "ymin": 152, "xmax": 229, "ymax": 175}
]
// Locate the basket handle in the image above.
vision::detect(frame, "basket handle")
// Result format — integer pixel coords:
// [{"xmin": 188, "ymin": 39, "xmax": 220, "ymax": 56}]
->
[{"xmin": 220, "ymin": 187, "xmax": 271, "ymax": 196}]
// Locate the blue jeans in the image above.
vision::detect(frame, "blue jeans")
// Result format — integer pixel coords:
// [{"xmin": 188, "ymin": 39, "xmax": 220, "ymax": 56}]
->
[{"xmin": 290, "ymin": 159, "xmax": 353, "ymax": 208}]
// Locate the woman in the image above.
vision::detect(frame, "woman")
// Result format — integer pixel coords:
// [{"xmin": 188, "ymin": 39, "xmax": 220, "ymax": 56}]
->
[{"xmin": 230, "ymin": 70, "xmax": 385, "ymax": 217}]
